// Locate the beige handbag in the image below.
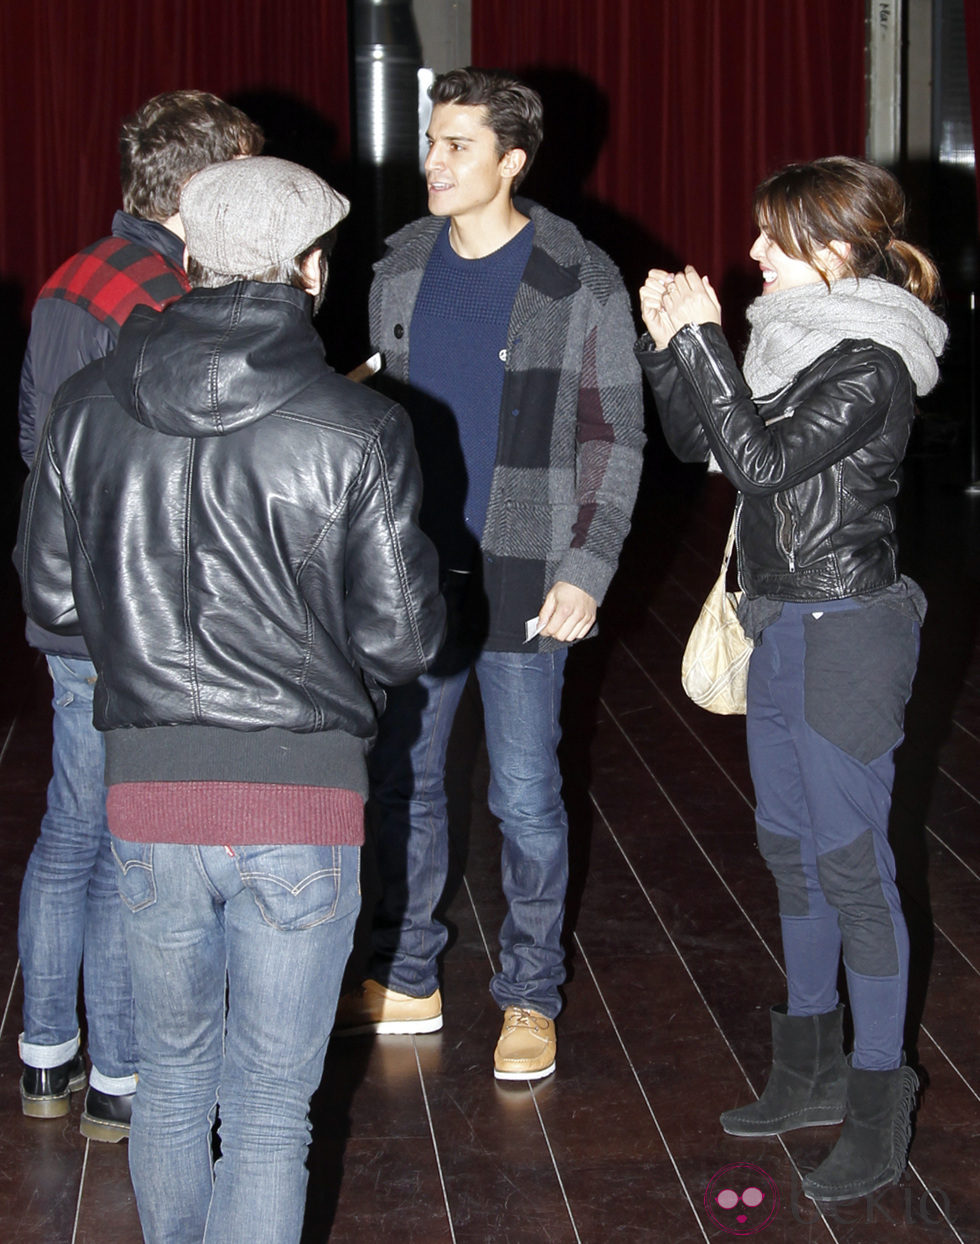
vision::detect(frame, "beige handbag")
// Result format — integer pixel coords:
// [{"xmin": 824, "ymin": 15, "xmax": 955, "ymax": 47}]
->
[{"xmin": 681, "ymin": 512, "xmax": 753, "ymax": 714}]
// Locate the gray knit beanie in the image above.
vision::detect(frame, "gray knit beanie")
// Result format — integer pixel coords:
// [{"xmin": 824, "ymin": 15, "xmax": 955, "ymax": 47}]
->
[{"xmin": 180, "ymin": 156, "xmax": 350, "ymax": 278}]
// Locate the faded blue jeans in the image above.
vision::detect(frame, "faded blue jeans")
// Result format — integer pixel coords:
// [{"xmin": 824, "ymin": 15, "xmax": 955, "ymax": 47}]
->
[
  {"xmin": 370, "ymin": 647, "xmax": 569, "ymax": 1019},
  {"xmin": 114, "ymin": 839, "xmax": 360, "ymax": 1244},
  {"xmin": 18, "ymin": 656, "xmax": 136, "ymax": 1092}
]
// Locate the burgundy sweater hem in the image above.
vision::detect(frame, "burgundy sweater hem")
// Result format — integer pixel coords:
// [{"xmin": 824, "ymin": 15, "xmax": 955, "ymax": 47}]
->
[{"xmin": 107, "ymin": 782, "xmax": 364, "ymax": 846}]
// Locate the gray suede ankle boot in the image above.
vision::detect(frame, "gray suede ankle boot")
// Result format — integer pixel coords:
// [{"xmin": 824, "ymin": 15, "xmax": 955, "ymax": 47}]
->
[
  {"xmin": 802, "ymin": 1060, "xmax": 919, "ymax": 1203},
  {"xmin": 720, "ymin": 1005, "xmax": 847, "ymax": 1137}
]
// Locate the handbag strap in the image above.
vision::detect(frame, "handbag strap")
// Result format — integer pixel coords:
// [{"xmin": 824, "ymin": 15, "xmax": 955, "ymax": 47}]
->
[{"xmin": 719, "ymin": 509, "xmax": 737, "ymax": 575}]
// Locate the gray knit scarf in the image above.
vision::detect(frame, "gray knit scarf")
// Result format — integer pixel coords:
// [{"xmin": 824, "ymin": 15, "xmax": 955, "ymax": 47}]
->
[{"xmin": 741, "ymin": 276, "xmax": 947, "ymax": 399}]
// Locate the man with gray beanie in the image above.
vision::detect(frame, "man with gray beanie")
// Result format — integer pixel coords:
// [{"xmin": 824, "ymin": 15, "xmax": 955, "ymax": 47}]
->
[{"xmin": 16, "ymin": 155, "xmax": 444, "ymax": 1244}]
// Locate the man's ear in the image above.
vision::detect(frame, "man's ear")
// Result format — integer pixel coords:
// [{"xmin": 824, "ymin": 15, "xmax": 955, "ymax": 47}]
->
[
  {"xmin": 499, "ymin": 147, "xmax": 527, "ymax": 185},
  {"xmin": 301, "ymin": 248, "xmax": 323, "ymax": 297}
]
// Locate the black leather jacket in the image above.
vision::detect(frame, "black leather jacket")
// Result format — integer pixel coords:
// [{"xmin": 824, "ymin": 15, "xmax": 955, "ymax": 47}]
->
[
  {"xmin": 16, "ymin": 282, "xmax": 445, "ymax": 750},
  {"xmin": 638, "ymin": 323, "xmax": 917, "ymax": 601}
]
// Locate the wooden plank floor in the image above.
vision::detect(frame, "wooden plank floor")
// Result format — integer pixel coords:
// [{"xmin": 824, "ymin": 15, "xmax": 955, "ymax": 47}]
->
[{"xmin": 1, "ymin": 450, "xmax": 978, "ymax": 1243}]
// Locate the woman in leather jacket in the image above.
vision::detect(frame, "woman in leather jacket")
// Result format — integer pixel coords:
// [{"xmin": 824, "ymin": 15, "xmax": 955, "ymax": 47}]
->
[{"xmin": 636, "ymin": 158, "xmax": 946, "ymax": 1205}]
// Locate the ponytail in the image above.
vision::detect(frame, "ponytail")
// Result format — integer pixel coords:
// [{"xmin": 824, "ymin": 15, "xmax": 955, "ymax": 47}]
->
[{"xmin": 886, "ymin": 238, "xmax": 942, "ymax": 309}]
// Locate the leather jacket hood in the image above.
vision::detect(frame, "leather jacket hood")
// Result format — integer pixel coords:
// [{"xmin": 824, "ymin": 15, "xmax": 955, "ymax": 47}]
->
[
  {"xmin": 17, "ymin": 282, "xmax": 446, "ymax": 761},
  {"xmin": 106, "ymin": 282, "xmax": 323, "ymax": 437}
]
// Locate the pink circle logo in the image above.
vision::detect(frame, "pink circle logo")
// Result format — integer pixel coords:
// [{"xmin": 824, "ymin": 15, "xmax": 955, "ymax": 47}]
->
[{"xmin": 704, "ymin": 1163, "xmax": 780, "ymax": 1235}]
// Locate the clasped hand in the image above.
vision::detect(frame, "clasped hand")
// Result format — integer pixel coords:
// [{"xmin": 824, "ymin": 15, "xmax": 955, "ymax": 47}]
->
[{"xmin": 639, "ymin": 265, "xmax": 721, "ymax": 350}]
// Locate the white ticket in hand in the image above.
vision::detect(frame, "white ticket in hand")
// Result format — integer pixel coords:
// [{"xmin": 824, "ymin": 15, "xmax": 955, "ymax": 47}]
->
[{"xmin": 524, "ymin": 615, "xmax": 544, "ymax": 643}]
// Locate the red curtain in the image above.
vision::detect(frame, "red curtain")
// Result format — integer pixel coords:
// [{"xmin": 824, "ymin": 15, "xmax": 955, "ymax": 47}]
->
[
  {"xmin": 1, "ymin": 2, "xmax": 866, "ymax": 334},
  {"xmin": 0, "ymin": 0, "xmax": 349, "ymax": 311},
  {"xmin": 473, "ymin": 0, "xmax": 865, "ymax": 330}
]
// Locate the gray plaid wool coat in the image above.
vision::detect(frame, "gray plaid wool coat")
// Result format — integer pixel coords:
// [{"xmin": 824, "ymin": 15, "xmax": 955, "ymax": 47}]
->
[{"xmin": 368, "ymin": 200, "xmax": 645, "ymax": 652}]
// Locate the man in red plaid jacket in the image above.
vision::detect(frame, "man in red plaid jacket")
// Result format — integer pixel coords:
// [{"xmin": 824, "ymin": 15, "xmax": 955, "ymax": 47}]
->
[{"xmin": 15, "ymin": 90, "xmax": 262, "ymax": 1142}]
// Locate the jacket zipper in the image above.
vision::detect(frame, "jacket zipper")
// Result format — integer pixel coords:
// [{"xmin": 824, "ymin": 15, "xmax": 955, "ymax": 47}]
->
[
  {"xmin": 774, "ymin": 493, "xmax": 796, "ymax": 572},
  {"xmin": 689, "ymin": 324, "xmax": 732, "ymax": 393}
]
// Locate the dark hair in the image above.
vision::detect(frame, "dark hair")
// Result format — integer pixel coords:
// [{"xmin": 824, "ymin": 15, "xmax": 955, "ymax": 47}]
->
[
  {"xmin": 186, "ymin": 229, "xmax": 339, "ymax": 313},
  {"xmin": 119, "ymin": 90, "xmax": 264, "ymax": 222},
  {"xmin": 429, "ymin": 67, "xmax": 543, "ymax": 190},
  {"xmin": 753, "ymin": 156, "xmax": 941, "ymax": 308}
]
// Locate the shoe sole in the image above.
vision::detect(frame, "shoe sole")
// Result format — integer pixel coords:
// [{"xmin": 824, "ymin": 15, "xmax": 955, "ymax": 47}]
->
[
  {"xmin": 802, "ymin": 1166, "xmax": 903, "ymax": 1204},
  {"xmin": 493, "ymin": 1061, "xmax": 556, "ymax": 1082},
  {"xmin": 21, "ymin": 1070, "xmax": 88, "ymax": 1118},
  {"xmin": 22, "ymin": 1094, "xmax": 72, "ymax": 1119},
  {"xmin": 333, "ymin": 1015, "xmax": 443, "ymax": 1037},
  {"xmin": 80, "ymin": 1113, "xmax": 130, "ymax": 1143},
  {"xmin": 721, "ymin": 1110, "xmax": 844, "ymax": 1137}
]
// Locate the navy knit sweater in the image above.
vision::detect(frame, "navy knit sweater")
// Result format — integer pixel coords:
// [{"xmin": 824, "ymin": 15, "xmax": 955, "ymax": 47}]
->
[{"xmin": 409, "ymin": 221, "xmax": 534, "ymax": 568}]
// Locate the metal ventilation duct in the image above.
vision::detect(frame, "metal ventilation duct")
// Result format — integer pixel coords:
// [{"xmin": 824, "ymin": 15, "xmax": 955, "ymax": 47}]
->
[{"xmin": 351, "ymin": 0, "xmax": 426, "ymax": 254}]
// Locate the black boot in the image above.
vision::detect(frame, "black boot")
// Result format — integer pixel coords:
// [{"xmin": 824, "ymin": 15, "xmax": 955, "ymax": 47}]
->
[
  {"xmin": 20, "ymin": 1051, "xmax": 88, "ymax": 1119},
  {"xmin": 80, "ymin": 1087, "xmax": 134, "ymax": 1143},
  {"xmin": 802, "ymin": 1060, "xmax": 918, "ymax": 1203},
  {"xmin": 721, "ymin": 1005, "xmax": 846, "ymax": 1136}
]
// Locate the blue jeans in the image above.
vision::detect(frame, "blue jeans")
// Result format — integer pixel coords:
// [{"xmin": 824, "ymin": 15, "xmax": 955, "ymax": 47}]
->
[
  {"xmin": 370, "ymin": 647, "xmax": 569, "ymax": 1019},
  {"xmin": 114, "ymin": 839, "xmax": 360, "ymax": 1244},
  {"xmin": 18, "ymin": 656, "xmax": 136, "ymax": 1091}
]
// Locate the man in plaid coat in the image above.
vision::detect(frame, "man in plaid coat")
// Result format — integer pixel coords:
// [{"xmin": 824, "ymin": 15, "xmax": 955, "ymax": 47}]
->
[{"xmin": 335, "ymin": 67, "xmax": 644, "ymax": 1080}]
